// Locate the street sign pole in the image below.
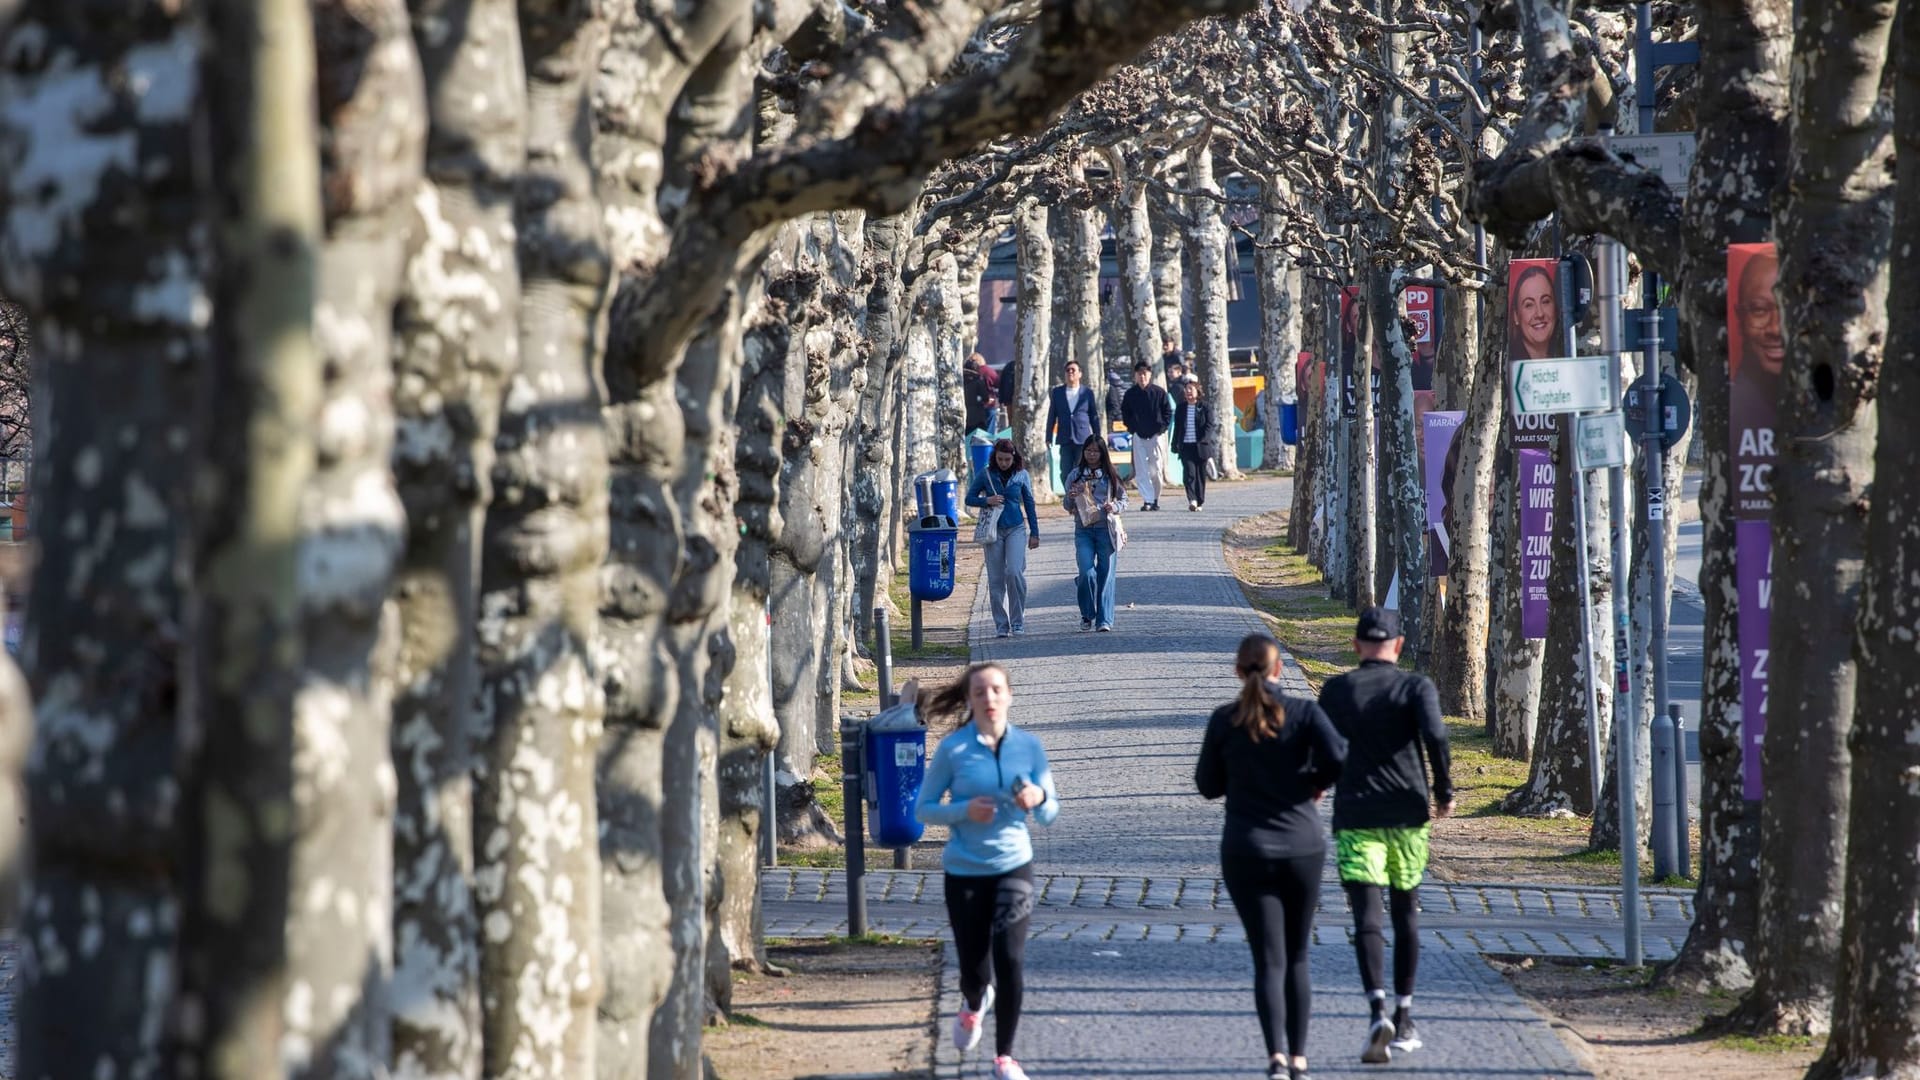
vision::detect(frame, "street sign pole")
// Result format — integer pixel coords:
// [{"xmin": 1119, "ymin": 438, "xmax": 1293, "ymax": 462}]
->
[
  {"xmin": 1637, "ymin": 0, "xmax": 1686, "ymax": 885},
  {"xmin": 1596, "ymin": 226, "xmax": 1644, "ymax": 967},
  {"xmin": 1552, "ymin": 268, "xmax": 1609, "ymax": 836}
]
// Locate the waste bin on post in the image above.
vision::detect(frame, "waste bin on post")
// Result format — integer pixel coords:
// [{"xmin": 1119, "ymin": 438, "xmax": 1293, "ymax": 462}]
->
[
  {"xmin": 928, "ymin": 468, "xmax": 959, "ymax": 521},
  {"xmin": 1280, "ymin": 400, "xmax": 1299, "ymax": 445},
  {"xmin": 865, "ymin": 702, "xmax": 927, "ymax": 852},
  {"xmin": 906, "ymin": 517, "xmax": 957, "ymax": 651},
  {"xmin": 969, "ymin": 434, "xmax": 994, "ymax": 484}
]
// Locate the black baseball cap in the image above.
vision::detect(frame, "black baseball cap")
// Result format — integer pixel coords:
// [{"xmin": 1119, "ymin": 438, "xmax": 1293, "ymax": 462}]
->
[{"xmin": 1355, "ymin": 607, "xmax": 1402, "ymax": 641}]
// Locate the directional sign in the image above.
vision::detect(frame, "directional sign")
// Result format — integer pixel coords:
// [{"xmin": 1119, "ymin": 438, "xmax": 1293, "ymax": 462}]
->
[
  {"xmin": 1610, "ymin": 132, "xmax": 1697, "ymax": 195},
  {"xmin": 1509, "ymin": 354, "xmax": 1615, "ymax": 415},
  {"xmin": 1577, "ymin": 411, "xmax": 1629, "ymax": 470}
]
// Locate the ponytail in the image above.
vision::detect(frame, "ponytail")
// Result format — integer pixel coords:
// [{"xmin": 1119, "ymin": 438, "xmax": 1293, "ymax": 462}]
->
[
  {"xmin": 922, "ymin": 661, "xmax": 1010, "ymax": 723},
  {"xmin": 1232, "ymin": 634, "xmax": 1285, "ymax": 741}
]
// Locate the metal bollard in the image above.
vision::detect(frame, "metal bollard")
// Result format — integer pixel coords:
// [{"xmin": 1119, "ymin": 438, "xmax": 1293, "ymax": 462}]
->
[
  {"xmin": 893, "ymin": 847, "xmax": 910, "ymax": 870},
  {"xmin": 1650, "ymin": 706, "xmax": 1678, "ymax": 880},
  {"xmin": 760, "ymin": 751, "xmax": 777, "ymax": 868},
  {"xmin": 875, "ymin": 606, "xmax": 896, "ymax": 708},
  {"xmin": 910, "ymin": 596, "xmax": 924, "ymax": 652},
  {"xmin": 840, "ymin": 718, "xmax": 868, "ymax": 937},
  {"xmin": 1671, "ymin": 704, "xmax": 1690, "ymax": 877}
]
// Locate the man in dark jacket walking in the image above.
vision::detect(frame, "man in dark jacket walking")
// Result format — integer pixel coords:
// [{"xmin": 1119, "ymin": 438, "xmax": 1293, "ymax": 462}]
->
[
  {"xmin": 1119, "ymin": 361, "xmax": 1173, "ymax": 510},
  {"xmin": 1317, "ymin": 607, "xmax": 1454, "ymax": 1065}
]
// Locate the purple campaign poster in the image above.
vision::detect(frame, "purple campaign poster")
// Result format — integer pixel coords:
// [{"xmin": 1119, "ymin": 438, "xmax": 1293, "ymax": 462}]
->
[
  {"xmin": 1519, "ymin": 448, "xmax": 1553, "ymax": 640},
  {"xmin": 1729, "ymin": 243, "xmax": 1779, "ymax": 799},
  {"xmin": 1736, "ymin": 521, "xmax": 1772, "ymax": 801},
  {"xmin": 1424, "ymin": 411, "xmax": 1465, "ymax": 577}
]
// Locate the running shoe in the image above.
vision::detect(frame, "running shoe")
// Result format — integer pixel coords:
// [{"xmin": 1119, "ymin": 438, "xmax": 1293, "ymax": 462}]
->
[
  {"xmin": 1080, "ymin": 619, "xmax": 1094, "ymax": 631},
  {"xmin": 995, "ymin": 629, "xmax": 1010, "ymax": 639},
  {"xmin": 1288, "ymin": 1066, "xmax": 1312, "ymax": 1080},
  {"xmin": 1361, "ymin": 1014, "xmax": 1396, "ymax": 1064},
  {"xmin": 1266, "ymin": 1063, "xmax": 1287, "ymax": 1080},
  {"xmin": 992, "ymin": 1057, "xmax": 1030, "ymax": 1080},
  {"xmin": 951, "ymin": 983, "xmax": 995, "ymax": 1052},
  {"xmin": 1096, "ymin": 623, "xmax": 1113, "ymax": 632},
  {"xmin": 1011, "ymin": 627, "xmax": 1025, "ymax": 636},
  {"xmin": 1189, "ymin": 500, "xmax": 1198, "ymax": 511},
  {"xmin": 1388, "ymin": 1016, "xmax": 1421, "ymax": 1052}
]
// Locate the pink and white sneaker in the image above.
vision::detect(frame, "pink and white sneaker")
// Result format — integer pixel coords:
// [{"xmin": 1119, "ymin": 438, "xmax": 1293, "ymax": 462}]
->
[
  {"xmin": 951, "ymin": 983, "xmax": 995, "ymax": 1051},
  {"xmin": 993, "ymin": 1056, "xmax": 1031, "ymax": 1080}
]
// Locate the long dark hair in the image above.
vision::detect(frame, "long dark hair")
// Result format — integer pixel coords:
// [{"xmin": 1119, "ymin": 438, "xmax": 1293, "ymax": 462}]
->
[
  {"xmin": 990, "ymin": 438, "xmax": 1025, "ymax": 477},
  {"xmin": 922, "ymin": 662, "xmax": 1010, "ymax": 723},
  {"xmin": 1233, "ymin": 634, "xmax": 1286, "ymax": 741},
  {"xmin": 1072, "ymin": 433, "xmax": 1122, "ymax": 495}
]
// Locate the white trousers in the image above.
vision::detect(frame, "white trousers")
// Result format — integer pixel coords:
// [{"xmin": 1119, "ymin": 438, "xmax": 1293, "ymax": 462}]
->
[{"xmin": 1133, "ymin": 434, "xmax": 1165, "ymax": 506}]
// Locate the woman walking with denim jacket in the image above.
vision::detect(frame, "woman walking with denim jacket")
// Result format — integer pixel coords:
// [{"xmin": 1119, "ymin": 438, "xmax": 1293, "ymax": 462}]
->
[
  {"xmin": 966, "ymin": 439, "xmax": 1040, "ymax": 637},
  {"xmin": 1063, "ymin": 433, "xmax": 1128, "ymax": 631},
  {"xmin": 915, "ymin": 663, "xmax": 1060, "ymax": 1080}
]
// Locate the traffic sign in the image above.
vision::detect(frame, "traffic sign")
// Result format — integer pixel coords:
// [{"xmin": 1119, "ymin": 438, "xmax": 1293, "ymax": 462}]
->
[
  {"xmin": 1510, "ymin": 354, "xmax": 1615, "ymax": 415},
  {"xmin": 1623, "ymin": 373, "xmax": 1694, "ymax": 453},
  {"xmin": 1610, "ymin": 132, "xmax": 1697, "ymax": 195},
  {"xmin": 1577, "ymin": 411, "xmax": 1629, "ymax": 470}
]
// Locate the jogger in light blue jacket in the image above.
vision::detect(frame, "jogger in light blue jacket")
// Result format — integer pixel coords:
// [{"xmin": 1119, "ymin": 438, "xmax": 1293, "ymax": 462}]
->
[{"xmin": 913, "ymin": 663, "xmax": 1059, "ymax": 1080}]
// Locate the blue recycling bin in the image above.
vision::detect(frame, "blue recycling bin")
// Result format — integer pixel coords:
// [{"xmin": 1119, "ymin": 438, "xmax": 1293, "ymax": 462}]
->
[
  {"xmin": 912, "ymin": 469, "xmax": 960, "ymax": 522},
  {"xmin": 968, "ymin": 433, "xmax": 994, "ymax": 477},
  {"xmin": 907, "ymin": 521, "xmax": 957, "ymax": 601},
  {"xmin": 865, "ymin": 705, "xmax": 928, "ymax": 847},
  {"xmin": 1281, "ymin": 401, "xmax": 1299, "ymax": 446}
]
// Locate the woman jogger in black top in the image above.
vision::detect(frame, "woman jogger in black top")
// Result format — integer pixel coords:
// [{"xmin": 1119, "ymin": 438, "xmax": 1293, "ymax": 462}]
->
[{"xmin": 1196, "ymin": 635, "xmax": 1348, "ymax": 1080}]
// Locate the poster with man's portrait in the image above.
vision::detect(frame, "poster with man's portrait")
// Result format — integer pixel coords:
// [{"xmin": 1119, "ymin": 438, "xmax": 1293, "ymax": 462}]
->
[
  {"xmin": 1506, "ymin": 258, "xmax": 1561, "ymax": 448},
  {"xmin": 1728, "ymin": 242, "xmax": 1779, "ymax": 802}
]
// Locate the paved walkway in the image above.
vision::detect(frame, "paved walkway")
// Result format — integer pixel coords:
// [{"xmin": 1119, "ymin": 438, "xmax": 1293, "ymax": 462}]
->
[{"xmin": 786, "ymin": 476, "xmax": 1620, "ymax": 1077}]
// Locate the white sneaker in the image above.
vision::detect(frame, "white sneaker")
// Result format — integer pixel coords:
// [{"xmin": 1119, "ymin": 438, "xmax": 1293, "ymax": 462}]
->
[
  {"xmin": 1361, "ymin": 1014, "xmax": 1396, "ymax": 1064},
  {"xmin": 952, "ymin": 983, "xmax": 995, "ymax": 1051},
  {"xmin": 993, "ymin": 1056, "xmax": 1031, "ymax": 1080}
]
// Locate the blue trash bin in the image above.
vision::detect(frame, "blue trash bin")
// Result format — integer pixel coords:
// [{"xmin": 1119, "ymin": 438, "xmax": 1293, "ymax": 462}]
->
[
  {"xmin": 928, "ymin": 468, "xmax": 959, "ymax": 521},
  {"xmin": 865, "ymin": 703, "xmax": 928, "ymax": 847},
  {"xmin": 969, "ymin": 433, "xmax": 994, "ymax": 478},
  {"xmin": 907, "ymin": 522, "xmax": 957, "ymax": 601},
  {"xmin": 1281, "ymin": 400, "xmax": 1299, "ymax": 446}
]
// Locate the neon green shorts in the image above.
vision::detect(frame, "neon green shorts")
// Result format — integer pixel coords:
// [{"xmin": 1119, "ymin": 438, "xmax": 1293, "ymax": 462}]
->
[{"xmin": 1335, "ymin": 825, "xmax": 1432, "ymax": 892}]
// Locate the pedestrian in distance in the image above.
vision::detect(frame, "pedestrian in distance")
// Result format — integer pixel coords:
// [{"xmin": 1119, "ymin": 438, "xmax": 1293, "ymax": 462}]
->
[
  {"xmin": 967, "ymin": 439, "xmax": 1041, "ymax": 638},
  {"xmin": 1315, "ymin": 607, "xmax": 1455, "ymax": 1064},
  {"xmin": 1063, "ymin": 434, "xmax": 1127, "ymax": 632},
  {"xmin": 1120, "ymin": 360, "xmax": 1174, "ymax": 511},
  {"xmin": 913, "ymin": 663, "xmax": 1060, "ymax": 1080},
  {"xmin": 1171, "ymin": 377, "xmax": 1218, "ymax": 511},
  {"xmin": 1045, "ymin": 359, "xmax": 1101, "ymax": 458},
  {"xmin": 1196, "ymin": 634, "xmax": 1348, "ymax": 1080},
  {"xmin": 964, "ymin": 352, "xmax": 998, "ymax": 434}
]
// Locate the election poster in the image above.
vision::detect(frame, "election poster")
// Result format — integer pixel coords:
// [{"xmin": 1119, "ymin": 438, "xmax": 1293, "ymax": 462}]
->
[
  {"xmin": 1729, "ymin": 242, "xmax": 1780, "ymax": 801},
  {"xmin": 1424, "ymin": 411, "xmax": 1465, "ymax": 578},
  {"xmin": 1507, "ymin": 258, "xmax": 1562, "ymax": 449},
  {"xmin": 1519, "ymin": 448, "xmax": 1554, "ymax": 639}
]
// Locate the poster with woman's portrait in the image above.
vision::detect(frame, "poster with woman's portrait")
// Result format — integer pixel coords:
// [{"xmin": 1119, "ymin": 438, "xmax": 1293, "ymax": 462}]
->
[
  {"xmin": 1423, "ymin": 411, "xmax": 1465, "ymax": 578},
  {"xmin": 1728, "ymin": 242, "xmax": 1779, "ymax": 802},
  {"xmin": 1507, "ymin": 258, "xmax": 1561, "ymax": 448}
]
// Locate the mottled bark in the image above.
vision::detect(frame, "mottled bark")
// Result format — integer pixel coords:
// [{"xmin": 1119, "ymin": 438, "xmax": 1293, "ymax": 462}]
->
[
  {"xmin": 1816, "ymin": 10, "xmax": 1920, "ymax": 1069},
  {"xmin": 1291, "ymin": 283, "xmax": 1328, "ymax": 553},
  {"xmin": 474, "ymin": 1, "xmax": 610, "ymax": 1073},
  {"xmin": 1371, "ymin": 268, "xmax": 1423, "ymax": 640},
  {"xmin": 1151, "ymin": 203, "xmax": 1185, "ymax": 350},
  {"xmin": 1347, "ymin": 292, "xmax": 1377, "ymax": 609},
  {"xmin": 902, "ymin": 262, "xmax": 943, "ymax": 481},
  {"xmin": 2, "ymin": 5, "xmax": 199, "ymax": 1071},
  {"xmin": 1112, "ymin": 155, "xmax": 1165, "ymax": 370},
  {"xmin": 1658, "ymin": 0, "xmax": 1788, "ymax": 995},
  {"xmin": 850, "ymin": 214, "xmax": 910, "ymax": 651},
  {"xmin": 593, "ymin": 4, "xmax": 749, "ymax": 1068},
  {"xmin": 1255, "ymin": 202, "xmax": 1297, "ymax": 471},
  {"xmin": 1062, "ymin": 170, "xmax": 1106, "ymax": 400},
  {"xmin": 1434, "ymin": 276, "xmax": 1498, "ymax": 723},
  {"xmin": 389, "ymin": 0, "xmax": 525, "ymax": 1073},
  {"xmin": 1489, "ymin": 439, "xmax": 1542, "ymax": 760},
  {"xmin": 179, "ymin": 0, "xmax": 321, "ymax": 1072},
  {"xmin": 932, "ymin": 245, "xmax": 969, "ymax": 477},
  {"xmin": 1012, "ymin": 201, "xmax": 1057, "ymax": 501},
  {"xmin": 1732, "ymin": 0, "xmax": 1895, "ymax": 1037},
  {"xmin": 1507, "ymin": 420, "xmax": 1611, "ymax": 817},
  {"xmin": 1186, "ymin": 146, "xmax": 1237, "ymax": 480}
]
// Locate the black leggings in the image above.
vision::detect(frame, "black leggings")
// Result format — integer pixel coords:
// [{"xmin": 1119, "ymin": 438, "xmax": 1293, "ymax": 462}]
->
[
  {"xmin": 1179, "ymin": 443, "xmax": 1208, "ymax": 505},
  {"xmin": 1222, "ymin": 852, "xmax": 1323, "ymax": 1058},
  {"xmin": 945, "ymin": 863, "xmax": 1036, "ymax": 1057},
  {"xmin": 1344, "ymin": 882, "xmax": 1420, "ymax": 997}
]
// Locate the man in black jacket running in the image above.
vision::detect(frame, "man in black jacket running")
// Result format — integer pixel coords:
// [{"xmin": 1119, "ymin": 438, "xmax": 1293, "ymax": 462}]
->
[{"xmin": 1317, "ymin": 607, "xmax": 1454, "ymax": 1065}]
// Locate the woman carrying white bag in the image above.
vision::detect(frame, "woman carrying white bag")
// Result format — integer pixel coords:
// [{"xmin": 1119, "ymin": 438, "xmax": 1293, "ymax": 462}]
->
[{"xmin": 966, "ymin": 438, "xmax": 1041, "ymax": 638}]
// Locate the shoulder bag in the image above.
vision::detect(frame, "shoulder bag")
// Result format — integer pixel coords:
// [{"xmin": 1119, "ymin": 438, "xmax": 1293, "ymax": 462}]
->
[{"xmin": 971, "ymin": 472, "xmax": 1004, "ymax": 544}]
